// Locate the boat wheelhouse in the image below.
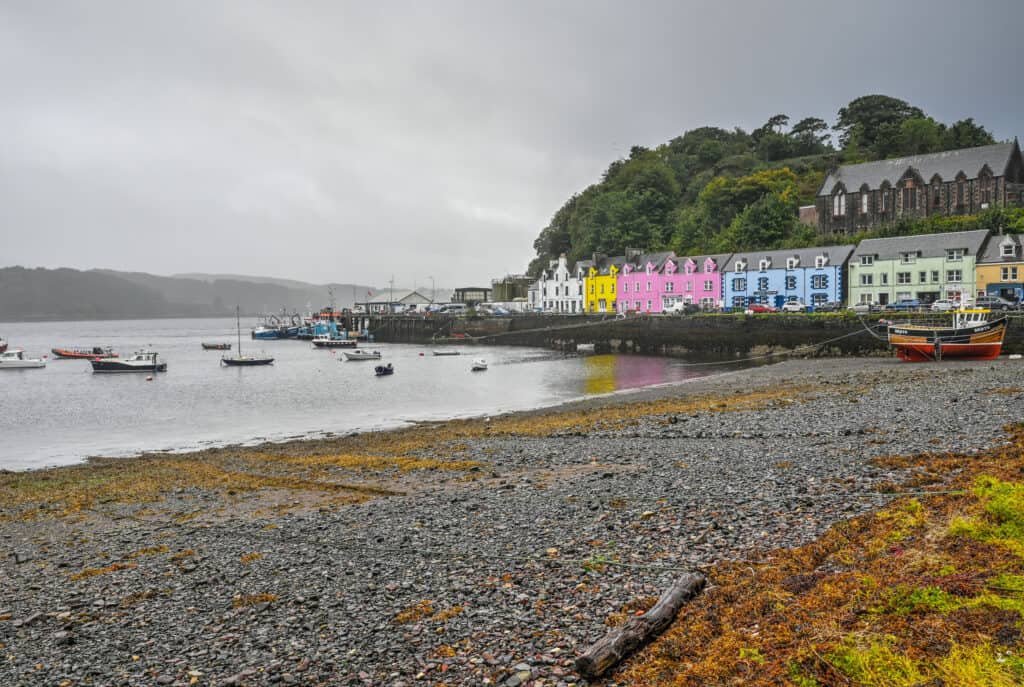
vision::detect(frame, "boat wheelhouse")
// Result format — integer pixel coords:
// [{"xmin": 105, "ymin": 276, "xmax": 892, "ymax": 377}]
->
[{"xmin": 0, "ymin": 349, "xmax": 46, "ymax": 369}]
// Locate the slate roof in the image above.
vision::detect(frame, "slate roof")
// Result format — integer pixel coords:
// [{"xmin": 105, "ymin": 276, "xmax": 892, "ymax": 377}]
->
[
  {"xmin": 979, "ymin": 233, "xmax": 1023, "ymax": 264},
  {"xmin": 852, "ymin": 230, "xmax": 990, "ymax": 261},
  {"xmin": 818, "ymin": 142, "xmax": 1018, "ymax": 195},
  {"xmin": 725, "ymin": 245, "xmax": 855, "ymax": 271},
  {"xmin": 673, "ymin": 253, "xmax": 734, "ymax": 272},
  {"xmin": 594, "ymin": 255, "xmax": 626, "ymax": 275},
  {"xmin": 624, "ymin": 251, "xmax": 674, "ymax": 272}
]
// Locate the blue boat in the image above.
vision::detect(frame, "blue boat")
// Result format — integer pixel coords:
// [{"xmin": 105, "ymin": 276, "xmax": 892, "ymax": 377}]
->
[{"xmin": 252, "ymin": 325, "xmax": 282, "ymax": 340}]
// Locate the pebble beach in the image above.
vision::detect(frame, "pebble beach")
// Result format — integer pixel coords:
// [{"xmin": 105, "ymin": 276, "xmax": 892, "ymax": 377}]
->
[{"xmin": 2, "ymin": 356, "xmax": 1022, "ymax": 686}]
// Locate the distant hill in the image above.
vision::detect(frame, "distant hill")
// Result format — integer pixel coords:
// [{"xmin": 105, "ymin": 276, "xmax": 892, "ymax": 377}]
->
[{"xmin": 0, "ymin": 266, "xmax": 377, "ymax": 322}]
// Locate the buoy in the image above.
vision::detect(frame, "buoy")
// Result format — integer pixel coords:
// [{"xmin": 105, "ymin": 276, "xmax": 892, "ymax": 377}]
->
[
  {"xmin": 146, "ymin": 375, "xmax": 154, "ymax": 381},
  {"xmin": 419, "ymin": 352, "xmax": 425, "ymax": 356}
]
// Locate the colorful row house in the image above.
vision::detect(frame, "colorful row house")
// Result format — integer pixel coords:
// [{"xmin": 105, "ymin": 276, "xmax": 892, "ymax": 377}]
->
[
  {"xmin": 530, "ymin": 254, "xmax": 589, "ymax": 314},
  {"xmin": 584, "ymin": 254, "xmax": 625, "ymax": 313},
  {"xmin": 847, "ymin": 230, "xmax": 989, "ymax": 306},
  {"xmin": 722, "ymin": 245, "xmax": 854, "ymax": 310},
  {"xmin": 617, "ymin": 251, "xmax": 729, "ymax": 313},
  {"xmin": 977, "ymin": 233, "xmax": 1024, "ymax": 301}
]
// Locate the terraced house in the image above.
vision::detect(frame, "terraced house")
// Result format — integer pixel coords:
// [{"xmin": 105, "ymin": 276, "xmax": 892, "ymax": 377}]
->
[
  {"xmin": 817, "ymin": 140, "xmax": 1024, "ymax": 235},
  {"xmin": 657, "ymin": 253, "xmax": 730, "ymax": 312},
  {"xmin": 847, "ymin": 229, "xmax": 989, "ymax": 306},
  {"xmin": 976, "ymin": 232, "xmax": 1024, "ymax": 302},
  {"xmin": 584, "ymin": 254, "xmax": 625, "ymax": 313},
  {"xmin": 617, "ymin": 250, "xmax": 673, "ymax": 314},
  {"xmin": 722, "ymin": 246, "xmax": 854, "ymax": 310},
  {"xmin": 531, "ymin": 254, "xmax": 588, "ymax": 313}
]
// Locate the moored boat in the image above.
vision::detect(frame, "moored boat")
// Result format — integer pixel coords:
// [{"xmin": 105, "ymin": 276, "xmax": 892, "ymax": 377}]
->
[
  {"xmin": 343, "ymin": 349, "xmax": 382, "ymax": 361},
  {"xmin": 432, "ymin": 350, "xmax": 461, "ymax": 356},
  {"xmin": 91, "ymin": 351, "xmax": 167, "ymax": 373},
  {"xmin": 52, "ymin": 346, "xmax": 118, "ymax": 359},
  {"xmin": 252, "ymin": 325, "xmax": 282, "ymax": 340},
  {"xmin": 0, "ymin": 349, "xmax": 46, "ymax": 369},
  {"xmin": 470, "ymin": 358, "xmax": 488, "ymax": 371},
  {"xmin": 887, "ymin": 309, "xmax": 1006, "ymax": 362},
  {"xmin": 312, "ymin": 335, "xmax": 356, "ymax": 348},
  {"xmin": 0, "ymin": 337, "xmax": 7, "ymax": 353},
  {"xmin": 222, "ymin": 306, "xmax": 274, "ymax": 366},
  {"xmin": 202, "ymin": 342, "xmax": 232, "ymax": 351},
  {"xmin": 374, "ymin": 363, "xmax": 394, "ymax": 376}
]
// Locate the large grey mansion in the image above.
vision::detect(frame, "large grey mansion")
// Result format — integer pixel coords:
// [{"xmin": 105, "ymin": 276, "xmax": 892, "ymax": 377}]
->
[{"xmin": 816, "ymin": 140, "xmax": 1024, "ymax": 234}]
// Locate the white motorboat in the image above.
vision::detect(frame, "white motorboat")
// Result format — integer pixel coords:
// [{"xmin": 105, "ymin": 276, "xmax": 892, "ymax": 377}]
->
[
  {"xmin": 0, "ymin": 349, "xmax": 46, "ymax": 369},
  {"xmin": 343, "ymin": 349, "xmax": 382, "ymax": 361},
  {"xmin": 470, "ymin": 358, "xmax": 488, "ymax": 371},
  {"xmin": 91, "ymin": 351, "xmax": 167, "ymax": 373},
  {"xmin": 312, "ymin": 335, "xmax": 356, "ymax": 348}
]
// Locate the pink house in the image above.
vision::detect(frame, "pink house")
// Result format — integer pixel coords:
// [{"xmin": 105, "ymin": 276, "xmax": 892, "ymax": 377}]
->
[{"xmin": 618, "ymin": 252, "xmax": 729, "ymax": 313}]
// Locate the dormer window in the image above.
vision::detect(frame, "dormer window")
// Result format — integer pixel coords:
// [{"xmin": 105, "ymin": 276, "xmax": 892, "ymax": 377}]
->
[
  {"xmin": 735, "ymin": 261, "xmax": 747, "ymax": 272},
  {"xmin": 685, "ymin": 262, "xmax": 694, "ymax": 274},
  {"xmin": 758, "ymin": 258, "xmax": 771, "ymax": 271},
  {"xmin": 1001, "ymin": 241, "xmax": 1017, "ymax": 258},
  {"xmin": 815, "ymin": 255, "xmax": 827, "ymax": 269},
  {"xmin": 860, "ymin": 255, "xmax": 874, "ymax": 266},
  {"xmin": 947, "ymin": 249, "xmax": 964, "ymax": 261},
  {"xmin": 899, "ymin": 252, "xmax": 916, "ymax": 265},
  {"xmin": 786, "ymin": 257, "xmax": 798, "ymax": 270}
]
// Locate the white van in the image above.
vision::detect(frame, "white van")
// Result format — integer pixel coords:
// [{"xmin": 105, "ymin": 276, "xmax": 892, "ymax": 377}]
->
[{"xmin": 437, "ymin": 303, "xmax": 468, "ymax": 314}]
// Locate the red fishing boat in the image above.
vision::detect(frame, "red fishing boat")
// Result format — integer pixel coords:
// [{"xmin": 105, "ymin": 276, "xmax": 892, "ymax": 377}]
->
[
  {"xmin": 887, "ymin": 309, "xmax": 1006, "ymax": 362},
  {"xmin": 51, "ymin": 346, "xmax": 118, "ymax": 359}
]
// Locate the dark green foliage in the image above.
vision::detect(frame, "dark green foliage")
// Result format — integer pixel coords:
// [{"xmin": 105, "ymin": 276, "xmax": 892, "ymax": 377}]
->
[{"xmin": 526, "ymin": 95, "xmax": 1002, "ymax": 274}]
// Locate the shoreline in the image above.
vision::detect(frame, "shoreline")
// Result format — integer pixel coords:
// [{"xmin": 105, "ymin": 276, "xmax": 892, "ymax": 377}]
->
[{"xmin": 3, "ymin": 356, "xmax": 1023, "ymax": 685}]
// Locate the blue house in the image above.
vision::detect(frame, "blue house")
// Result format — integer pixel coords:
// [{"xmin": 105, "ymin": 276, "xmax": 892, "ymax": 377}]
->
[{"xmin": 722, "ymin": 245, "xmax": 855, "ymax": 310}]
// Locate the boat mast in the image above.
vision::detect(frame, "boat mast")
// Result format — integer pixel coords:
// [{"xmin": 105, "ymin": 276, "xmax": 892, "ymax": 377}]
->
[{"xmin": 236, "ymin": 305, "xmax": 242, "ymax": 356}]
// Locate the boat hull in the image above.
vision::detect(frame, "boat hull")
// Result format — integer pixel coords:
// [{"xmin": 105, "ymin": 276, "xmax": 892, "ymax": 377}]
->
[
  {"xmin": 0, "ymin": 361, "xmax": 45, "ymax": 369},
  {"xmin": 312, "ymin": 339, "xmax": 356, "ymax": 348},
  {"xmin": 202, "ymin": 343, "xmax": 232, "ymax": 350},
  {"xmin": 221, "ymin": 357, "xmax": 274, "ymax": 366},
  {"xmin": 90, "ymin": 361, "xmax": 168, "ymax": 373},
  {"xmin": 52, "ymin": 348, "xmax": 118, "ymax": 359},
  {"xmin": 887, "ymin": 316, "xmax": 1006, "ymax": 362}
]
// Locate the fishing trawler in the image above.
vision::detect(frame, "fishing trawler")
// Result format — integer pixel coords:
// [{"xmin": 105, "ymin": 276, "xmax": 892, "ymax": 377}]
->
[{"xmin": 886, "ymin": 307, "xmax": 1007, "ymax": 362}]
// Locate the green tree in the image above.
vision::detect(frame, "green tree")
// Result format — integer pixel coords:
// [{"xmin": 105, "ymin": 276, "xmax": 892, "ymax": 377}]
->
[
  {"xmin": 835, "ymin": 95, "xmax": 924, "ymax": 158},
  {"xmin": 790, "ymin": 117, "xmax": 831, "ymax": 155},
  {"xmin": 896, "ymin": 117, "xmax": 946, "ymax": 155},
  {"xmin": 942, "ymin": 118, "xmax": 996, "ymax": 150},
  {"xmin": 715, "ymin": 190, "xmax": 800, "ymax": 252}
]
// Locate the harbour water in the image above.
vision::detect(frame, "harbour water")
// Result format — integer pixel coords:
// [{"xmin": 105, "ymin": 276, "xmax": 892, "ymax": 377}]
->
[{"xmin": 1, "ymin": 317, "xmax": 726, "ymax": 470}]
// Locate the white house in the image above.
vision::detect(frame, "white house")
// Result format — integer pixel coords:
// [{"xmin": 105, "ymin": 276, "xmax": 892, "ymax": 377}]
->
[{"xmin": 534, "ymin": 254, "xmax": 589, "ymax": 313}]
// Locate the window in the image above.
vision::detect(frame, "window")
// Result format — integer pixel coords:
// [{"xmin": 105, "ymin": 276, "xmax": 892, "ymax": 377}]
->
[
  {"xmin": 646, "ymin": 300, "xmax": 652, "ymax": 311},
  {"xmin": 578, "ymin": 284, "xmax": 582, "ymax": 295},
  {"xmin": 931, "ymin": 270, "xmax": 939, "ymax": 283},
  {"xmin": 685, "ymin": 282, "xmax": 692, "ymax": 292},
  {"xmin": 1002, "ymin": 267, "xmax": 1019, "ymax": 281},
  {"xmin": 956, "ymin": 182, "xmax": 965, "ymax": 206},
  {"xmin": 812, "ymin": 293, "xmax": 828, "ymax": 306},
  {"xmin": 811, "ymin": 274, "xmax": 828, "ymax": 289},
  {"xmin": 758, "ymin": 277, "xmax": 769, "ymax": 290},
  {"xmin": 665, "ymin": 282, "xmax": 674, "ymax": 292},
  {"xmin": 919, "ymin": 271, "xmax": 927, "ymax": 283},
  {"xmin": 897, "ymin": 272, "xmax": 911, "ymax": 284},
  {"xmin": 896, "ymin": 292, "xmax": 912, "ymax": 301},
  {"xmin": 634, "ymin": 300, "xmax": 641, "ymax": 310},
  {"xmin": 646, "ymin": 281, "xmax": 652, "ymax": 292},
  {"xmin": 589, "ymin": 284, "xmax": 594, "ymax": 294},
  {"xmin": 610, "ymin": 283, "xmax": 615, "ymax": 293},
  {"xmin": 832, "ymin": 191, "xmax": 846, "ymax": 217},
  {"xmin": 785, "ymin": 276, "xmax": 797, "ymax": 290},
  {"xmin": 759, "ymin": 258, "xmax": 771, "ymax": 271},
  {"xmin": 786, "ymin": 257, "xmax": 798, "ymax": 269},
  {"xmin": 732, "ymin": 278, "xmax": 746, "ymax": 291},
  {"xmin": 600, "ymin": 283, "xmax": 604, "ymax": 294},
  {"xmin": 880, "ymin": 273, "xmax": 889, "ymax": 285},
  {"xmin": 815, "ymin": 256, "xmax": 827, "ymax": 268},
  {"xmin": 732, "ymin": 296, "xmax": 746, "ymax": 309},
  {"xmin": 933, "ymin": 185, "xmax": 942, "ymax": 208},
  {"xmin": 860, "ymin": 255, "xmax": 874, "ymax": 266},
  {"xmin": 880, "ymin": 190, "xmax": 889, "ymax": 211},
  {"xmin": 899, "ymin": 252, "xmax": 916, "ymax": 264},
  {"xmin": 703, "ymin": 280, "xmax": 713, "ymax": 292},
  {"xmin": 947, "ymin": 249, "xmax": 963, "ymax": 261},
  {"xmin": 735, "ymin": 261, "xmax": 746, "ymax": 272},
  {"xmin": 1002, "ymin": 242, "xmax": 1017, "ymax": 257},
  {"xmin": 684, "ymin": 263, "xmax": 693, "ymax": 274},
  {"xmin": 859, "ymin": 293, "xmax": 873, "ymax": 304},
  {"xmin": 947, "ymin": 270, "xmax": 962, "ymax": 282},
  {"xmin": 901, "ymin": 186, "xmax": 917, "ymax": 210},
  {"xmin": 861, "ymin": 193, "xmax": 869, "ymax": 214},
  {"xmin": 860, "ymin": 274, "xmax": 874, "ymax": 286}
]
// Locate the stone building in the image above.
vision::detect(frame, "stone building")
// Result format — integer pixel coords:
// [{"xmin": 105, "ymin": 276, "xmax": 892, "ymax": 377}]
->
[{"xmin": 816, "ymin": 140, "xmax": 1024, "ymax": 235}]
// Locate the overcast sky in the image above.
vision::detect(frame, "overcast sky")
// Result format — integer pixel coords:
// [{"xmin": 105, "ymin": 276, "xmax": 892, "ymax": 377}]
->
[{"xmin": 2, "ymin": 1, "xmax": 1022, "ymax": 289}]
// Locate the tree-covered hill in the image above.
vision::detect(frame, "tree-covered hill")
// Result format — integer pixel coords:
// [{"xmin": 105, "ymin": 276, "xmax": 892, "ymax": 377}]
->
[{"xmin": 527, "ymin": 95, "xmax": 999, "ymax": 275}]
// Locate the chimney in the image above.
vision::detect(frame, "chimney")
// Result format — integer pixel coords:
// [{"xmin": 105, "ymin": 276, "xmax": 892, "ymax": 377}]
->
[{"xmin": 625, "ymin": 247, "xmax": 642, "ymax": 263}]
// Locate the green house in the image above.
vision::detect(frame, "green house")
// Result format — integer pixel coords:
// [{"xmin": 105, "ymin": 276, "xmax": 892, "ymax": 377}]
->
[{"xmin": 847, "ymin": 229, "xmax": 990, "ymax": 306}]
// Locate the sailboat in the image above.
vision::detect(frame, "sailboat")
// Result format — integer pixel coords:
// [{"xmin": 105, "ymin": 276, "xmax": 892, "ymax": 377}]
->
[{"xmin": 222, "ymin": 307, "xmax": 275, "ymax": 367}]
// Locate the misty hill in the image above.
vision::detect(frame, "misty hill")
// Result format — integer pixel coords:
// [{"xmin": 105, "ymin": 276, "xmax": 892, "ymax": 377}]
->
[{"xmin": 0, "ymin": 266, "xmax": 376, "ymax": 322}]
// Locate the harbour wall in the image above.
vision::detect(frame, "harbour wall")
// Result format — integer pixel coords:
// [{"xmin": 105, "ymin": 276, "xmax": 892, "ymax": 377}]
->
[{"xmin": 369, "ymin": 313, "xmax": 1024, "ymax": 357}]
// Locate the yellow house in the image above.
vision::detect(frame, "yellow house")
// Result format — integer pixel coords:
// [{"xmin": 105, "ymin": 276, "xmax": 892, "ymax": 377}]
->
[
  {"xmin": 976, "ymin": 234, "xmax": 1024, "ymax": 301},
  {"xmin": 585, "ymin": 259, "xmax": 622, "ymax": 313}
]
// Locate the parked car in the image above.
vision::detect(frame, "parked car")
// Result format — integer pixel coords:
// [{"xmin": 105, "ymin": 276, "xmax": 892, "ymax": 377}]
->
[
  {"xmin": 780, "ymin": 300, "xmax": 808, "ymax": 313},
  {"xmin": 885, "ymin": 299, "xmax": 922, "ymax": 312},
  {"xmin": 849, "ymin": 302, "xmax": 881, "ymax": 314},
  {"xmin": 744, "ymin": 303, "xmax": 777, "ymax": 314},
  {"xmin": 812, "ymin": 301, "xmax": 842, "ymax": 312},
  {"xmin": 973, "ymin": 295, "xmax": 1018, "ymax": 311},
  {"xmin": 930, "ymin": 299, "xmax": 960, "ymax": 312},
  {"xmin": 665, "ymin": 301, "xmax": 699, "ymax": 315}
]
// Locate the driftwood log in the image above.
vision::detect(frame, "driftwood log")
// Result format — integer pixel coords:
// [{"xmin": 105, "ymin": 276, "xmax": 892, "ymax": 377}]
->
[{"xmin": 575, "ymin": 572, "xmax": 706, "ymax": 680}]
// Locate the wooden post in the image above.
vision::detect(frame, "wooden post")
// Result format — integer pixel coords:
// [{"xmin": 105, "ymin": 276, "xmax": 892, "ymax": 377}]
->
[{"xmin": 575, "ymin": 573, "xmax": 705, "ymax": 680}]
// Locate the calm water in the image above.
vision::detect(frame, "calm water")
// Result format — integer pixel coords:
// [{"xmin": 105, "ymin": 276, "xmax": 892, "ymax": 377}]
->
[{"xmin": 0, "ymin": 318, "xmax": 721, "ymax": 470}]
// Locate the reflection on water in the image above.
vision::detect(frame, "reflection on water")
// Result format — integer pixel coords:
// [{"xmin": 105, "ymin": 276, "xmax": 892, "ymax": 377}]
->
[{"xmin": 0, "ymin": 318, "xmax": 735, "ymax": 469}]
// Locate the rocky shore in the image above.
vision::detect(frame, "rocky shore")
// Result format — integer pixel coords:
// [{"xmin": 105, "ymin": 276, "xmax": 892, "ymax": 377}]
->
[{"xmin": 2, "ymin": 357, "xmax": 1022, "ymax": 686}]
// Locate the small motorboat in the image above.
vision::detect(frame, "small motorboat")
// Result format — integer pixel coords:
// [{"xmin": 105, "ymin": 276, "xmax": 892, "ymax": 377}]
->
[
  {"xmin": 0, "ymin": 349, "xmax": 46, "ymax": 369},
  {"xmin": 374, "ymin": 363, "xmax": 394, "ymax": 376},
  {"xmin": 312, "ymin": 335, "xmax": 357, "ymax": 348},
  {"xmin": 470, "ymin": 358, "xmax": 488, "ymax": 371},
  {"xmin": 51, "ymin": 346, "xmax": 118, "ymax": 359},
  {"xmin": 575, "ymin": 343, "xmax": 596, "ymax": 353},
  {"xmin": 0, "ymin": 337, "xmax": 7, "ymax": 354},
  {"xmin": 343, "ymin": 349, "xmax": 382, "ymax": 361},
  {"xmin": 202, "ymin": 342, "xmax": 232, "ymax": 350},
  {"xmin": 432, "ymin": 350, "xmax": 461, "ymax": 356},
  {"xmin": 91, "ymin": 351, "xmax": 167, "ymax": 373}
]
